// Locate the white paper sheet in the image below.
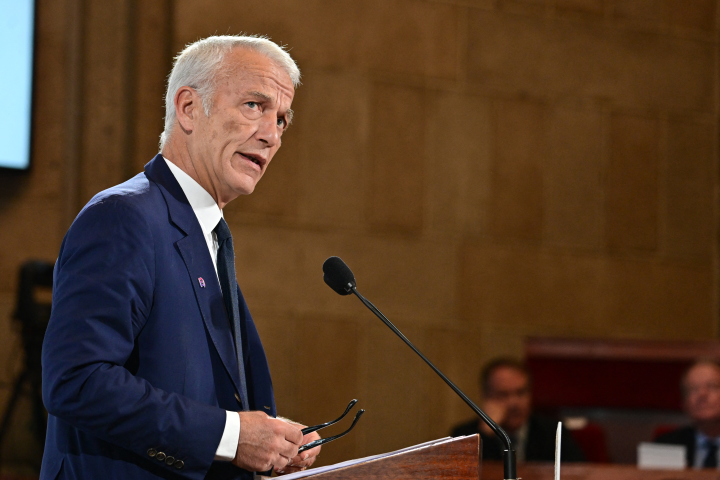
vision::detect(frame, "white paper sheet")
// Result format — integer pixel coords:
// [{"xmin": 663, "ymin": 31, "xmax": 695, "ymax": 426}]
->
[{"xmin": 637, "ymin": 442, "xmax": 686, "ymax": 470}]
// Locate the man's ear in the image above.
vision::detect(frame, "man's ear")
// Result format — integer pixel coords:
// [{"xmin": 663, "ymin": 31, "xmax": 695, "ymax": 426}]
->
[{"xmin": 174, "ymin": 86, "xmax": 200, "ymax": 135}]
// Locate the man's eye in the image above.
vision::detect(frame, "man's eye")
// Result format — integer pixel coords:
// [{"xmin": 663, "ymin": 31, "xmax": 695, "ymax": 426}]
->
[
  {"xmin": 246, "ymin": 101, "xmax": 259, "ymax": 109},
  {"xmin": 277, "ymin": 118, "xmax": 286, "ymax": 128}
]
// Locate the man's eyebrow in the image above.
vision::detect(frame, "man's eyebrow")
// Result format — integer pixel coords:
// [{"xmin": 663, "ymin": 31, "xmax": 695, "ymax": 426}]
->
[
  {"xmin": 247, "ymin": 90, "xmax": 273, "ymax": 101},
  {"xmin": 286, "ymin": 108, "xmax": 294, "ymax": 125}
]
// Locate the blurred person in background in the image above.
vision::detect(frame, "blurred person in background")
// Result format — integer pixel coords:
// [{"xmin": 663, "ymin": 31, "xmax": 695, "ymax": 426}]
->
[
  {"xmin": 655, "ymin": 360, "xmax": 720, "ymax": 468},
  {"xmin": 451, "ymin": 358, "xmax": 585, "ymax": 462}
]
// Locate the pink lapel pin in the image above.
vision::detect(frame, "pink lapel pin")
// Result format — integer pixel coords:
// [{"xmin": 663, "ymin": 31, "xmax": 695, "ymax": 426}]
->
[{"xmin": 198, "ymin": 277, "xmax": 206, "ymax": 288}]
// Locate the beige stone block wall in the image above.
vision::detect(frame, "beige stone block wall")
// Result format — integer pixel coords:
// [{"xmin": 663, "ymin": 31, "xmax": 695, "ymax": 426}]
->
[
  {"xmin": 544, "ymin": 106, "xmax": 604, "ymax": 249},
  {"xmin": 607, "ymin": 112, "xmax": 659, "ymax": 251},
  {"xmin": 664, "ymin": 117, "xmax": 715, "ymax": 261},
  {"xmin": 369, "ymin": 83, "xmax": 426, "ymax": 233},
  {"xmin": 491, "ymin": 98, "xmax": 546, "ymax": 240},
  {"xmin": 0, "ymin": 0, "xmax": 718, "ymax": 470}
]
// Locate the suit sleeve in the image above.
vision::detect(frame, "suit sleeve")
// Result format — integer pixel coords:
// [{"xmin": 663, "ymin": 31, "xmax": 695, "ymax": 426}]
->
[{"xmin": 42, "ymin": 197, "xmax": 227, "ymax": 480}]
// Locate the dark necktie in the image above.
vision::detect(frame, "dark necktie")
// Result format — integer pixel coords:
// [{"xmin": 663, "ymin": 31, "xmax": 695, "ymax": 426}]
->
[
  {"xmin": 214, "ymin": 218, "xmax": 250, "ymax": 411},
  {"xmin": 703, "ymin": 439, "xmax": 718, "ymax": 468}
]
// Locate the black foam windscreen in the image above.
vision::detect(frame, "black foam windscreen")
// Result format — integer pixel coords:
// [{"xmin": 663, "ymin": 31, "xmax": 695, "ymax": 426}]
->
[{"xmin": 322, "ymin": 256, "xmax": 356, "ymax": 295}]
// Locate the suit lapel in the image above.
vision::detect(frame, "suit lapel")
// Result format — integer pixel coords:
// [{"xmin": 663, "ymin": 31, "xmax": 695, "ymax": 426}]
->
[{"xmin": 145, "ymin": 155, "xmax": 243, "ymax": 396}]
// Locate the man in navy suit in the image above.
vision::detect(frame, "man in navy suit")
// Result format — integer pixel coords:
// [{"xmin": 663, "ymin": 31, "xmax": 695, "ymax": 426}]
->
[
  {"xmin": 41, "ymin": 35, "xmax": 320, "ymax": 479},
  {"xmin": 655, "ymin": 360, "xmax": 720, "ymax": 468},
  {"xmin": 450, "ymin": 358, "xmax": 586, "ymax": 462}
]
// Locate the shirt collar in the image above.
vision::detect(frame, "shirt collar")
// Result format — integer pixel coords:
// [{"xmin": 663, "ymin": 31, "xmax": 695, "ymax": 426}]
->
[
  {"xmin": 696, "ymin": 430, "xmax": 720, "ymax": 447},
  {"xmin": 163, "ymin": 157, "xmax": 223, "ymax": 235}
]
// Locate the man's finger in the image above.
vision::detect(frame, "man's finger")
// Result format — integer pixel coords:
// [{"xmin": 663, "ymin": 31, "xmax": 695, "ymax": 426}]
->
[
  {"xmin": 284, "ymin": 427, "xmax": 304, "ymax": 445},
  {"xmin": 288, "ymin": 448, "xmax": 319, "ymax": 466},
  {"xmin": 291, "ymin": 431, "xmax": 321, "ymax": 465},
  {"xmin": 278, "ymin": 442, "xmax": 300, "ymax": 462}
]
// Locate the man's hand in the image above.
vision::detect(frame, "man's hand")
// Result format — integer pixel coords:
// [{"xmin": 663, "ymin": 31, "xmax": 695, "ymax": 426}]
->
[
  {"xmin": 232, "ymin": 411, "xmax": 303, "ymax": 472},
  {"xmin": 275, "ymin": 418, "xmax": 322, "ymax": 475},
  {"xmin": 479, "ymin": 398, "xmax": 507, "ymax": 436}
]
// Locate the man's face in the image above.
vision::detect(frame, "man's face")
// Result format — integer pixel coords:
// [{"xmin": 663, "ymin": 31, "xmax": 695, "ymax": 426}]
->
[
  {"xmin": 684, "ymin": 363, "xmax": 720, "ymax": 424},
  {"xmin": 189, "ymin": 48, "xmax": 295, "ymax": 200},
  {"xmin": 486, "ymin": 367, "xmax": 532, "ymax": 433}
]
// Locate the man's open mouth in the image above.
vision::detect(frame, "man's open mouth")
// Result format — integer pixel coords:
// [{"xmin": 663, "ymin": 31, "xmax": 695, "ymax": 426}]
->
[{"xmin": 239, "ymin": 152, "xmax": 264, "ymax": 168}]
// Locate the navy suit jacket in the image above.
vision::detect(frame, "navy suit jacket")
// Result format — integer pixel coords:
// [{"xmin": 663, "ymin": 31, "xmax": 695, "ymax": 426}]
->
[{"xmin": 41, "ymin": 155, "xmax": 276, "ymax": 480}]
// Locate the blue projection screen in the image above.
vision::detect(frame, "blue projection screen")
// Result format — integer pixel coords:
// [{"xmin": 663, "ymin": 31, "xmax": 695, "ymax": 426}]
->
[{"xmin": 0, "ymin": 0, "xmax": 35, "ymax": 170}]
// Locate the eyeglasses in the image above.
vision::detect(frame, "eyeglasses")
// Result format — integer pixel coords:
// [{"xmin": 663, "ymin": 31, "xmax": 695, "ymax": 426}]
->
[{"xmin": 298, "ymin": 399, "xmax": 365, "ymax": 453}]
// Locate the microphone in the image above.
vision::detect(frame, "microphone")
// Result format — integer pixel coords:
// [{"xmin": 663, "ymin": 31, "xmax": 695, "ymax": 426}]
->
[
  {"xmin": 322, "ymin": 256, "xmax": 355, "ymax": 295},
  {"xmin": 322, "ymin": 256, "xmax": 517, "ymax": 480}
]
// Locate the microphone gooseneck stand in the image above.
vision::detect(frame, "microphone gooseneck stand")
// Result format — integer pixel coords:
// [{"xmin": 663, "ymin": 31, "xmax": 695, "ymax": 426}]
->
[{"xmin": 349, "ymin": 285, "xmax": 517, "ymax": 480}]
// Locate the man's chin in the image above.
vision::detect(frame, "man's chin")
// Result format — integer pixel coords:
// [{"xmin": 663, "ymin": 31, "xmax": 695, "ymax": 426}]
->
[
  {"xmin": 695, "ymin": 413, "xmax": 720, "ymax": 423},
  {"xmin": 235, "ymin": 185, "xmax": 256, "ymax": 196},
  {"xmin": 229, "ymin": 172, "xmax": 262, "ymax": 196},
  {"xmin": 229, "ymin": 177, "xmax": 259, "ymax": 196}
]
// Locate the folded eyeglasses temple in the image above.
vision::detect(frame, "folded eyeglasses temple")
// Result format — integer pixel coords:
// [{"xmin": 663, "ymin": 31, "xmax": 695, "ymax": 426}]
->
[
  {"xmin": 298, "ymin": 409, "xmax": 365, "ymax": 453},
  {"xmin": 301, "ymin": 399, "xmax": 358, "ymax": 435}
]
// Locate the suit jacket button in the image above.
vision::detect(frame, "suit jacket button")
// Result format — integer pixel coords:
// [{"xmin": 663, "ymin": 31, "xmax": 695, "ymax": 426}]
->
[
  {"xmin": 147, "ymin": 448, "xmax": 157, "ymax": 458},
  {"xmin": 235, "ymin": 393, "xmax": 241, "ymax": 404},
  {"xmin": 156, "ymin": 452, "xmax": 166, "ymax": 462},
  {"xmin": 165, "ymin": 455, "xmax": 175, "ymax": 465},
  {"xmin": 174, "ymin": 460, "xmax": 185, "ymax": 469}
]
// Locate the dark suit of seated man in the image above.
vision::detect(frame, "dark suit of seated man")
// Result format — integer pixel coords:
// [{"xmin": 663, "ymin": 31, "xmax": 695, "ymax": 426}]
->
[
  {"xmin": 41, "ymin": 35, "xmax": 320, "ymax": 480},
  {"xmin": 655, "ymin": 360, "xmax": 720, "ymax": 469},
  {"xmin": 450, "ymin": 358, "xmax": 586, "ymax": 463}
]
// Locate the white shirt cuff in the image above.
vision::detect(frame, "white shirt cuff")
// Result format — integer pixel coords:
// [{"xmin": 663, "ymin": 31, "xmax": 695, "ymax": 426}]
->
[{"xmin": 214, "ymin": 411, "xmax": 240, "ymax": 461}]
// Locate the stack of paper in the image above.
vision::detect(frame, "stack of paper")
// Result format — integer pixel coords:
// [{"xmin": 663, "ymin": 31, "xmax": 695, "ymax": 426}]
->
[{"xmin": 637, "ymin": 442, "xmax": 686, "ymax": 470}]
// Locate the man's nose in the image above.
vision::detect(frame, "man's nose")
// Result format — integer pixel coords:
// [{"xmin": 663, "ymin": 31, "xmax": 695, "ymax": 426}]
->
[{"xmin": 256, "ymin": 113, "xmax": 280, "ymax": 146}]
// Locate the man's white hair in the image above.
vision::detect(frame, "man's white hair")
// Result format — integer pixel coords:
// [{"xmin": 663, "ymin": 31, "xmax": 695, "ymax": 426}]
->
[{"xmin": 159, "ymin": 35, "xmax": 300, "ymax": 150}]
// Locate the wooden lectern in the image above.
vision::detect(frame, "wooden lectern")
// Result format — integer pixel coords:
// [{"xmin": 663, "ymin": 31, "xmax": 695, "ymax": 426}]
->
[{"xmin": 294, "ymin": 435, "xmax": 481, "ymax": 480}]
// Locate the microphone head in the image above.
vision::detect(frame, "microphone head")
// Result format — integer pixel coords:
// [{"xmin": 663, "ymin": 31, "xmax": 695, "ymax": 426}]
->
[{"xmin": 323, "ymin": 256, "xmax": 356, "ymax": 295}]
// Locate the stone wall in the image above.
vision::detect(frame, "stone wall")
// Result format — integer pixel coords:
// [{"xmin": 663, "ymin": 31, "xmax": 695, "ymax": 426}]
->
[{"xmin": 0, "ymin": 0, "xmax": 717, "ymax": 469}]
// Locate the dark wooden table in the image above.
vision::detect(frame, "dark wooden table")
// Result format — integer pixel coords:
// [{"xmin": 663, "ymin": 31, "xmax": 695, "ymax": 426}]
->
[{"xmin": 483, "ymin": 461, "xmax": 720, "ymax": 480}]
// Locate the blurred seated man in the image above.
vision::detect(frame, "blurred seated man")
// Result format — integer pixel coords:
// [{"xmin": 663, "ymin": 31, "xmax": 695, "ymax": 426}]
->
[
  {"xmin": 450, "ymin": 358, "xmax": 585, "ymax": 462},
  {"xmin": 655, "ymin": 360, "xmax": 720, "ymax": 468}
]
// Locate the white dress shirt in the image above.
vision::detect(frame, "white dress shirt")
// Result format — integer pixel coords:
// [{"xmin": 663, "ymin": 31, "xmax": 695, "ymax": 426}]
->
[
  {"xmin": 164, "ymin": 157, "xmax": 240, "ymax": 462},
  {"xmin": 694, "ymin": 430, "xmax": 720, "ymax": 469}
]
